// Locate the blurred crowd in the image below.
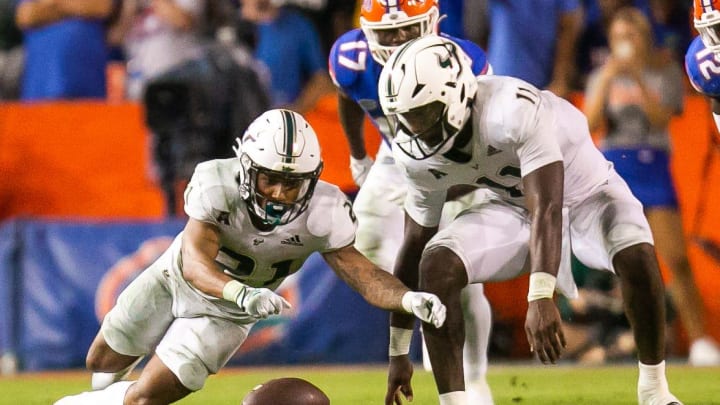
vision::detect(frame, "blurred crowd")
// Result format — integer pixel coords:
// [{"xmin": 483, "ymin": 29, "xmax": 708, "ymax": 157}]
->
[
  {"xmin": 2, "ymin": 0, "xmax": 716, "ymax": 366},
  {"xmin": 0, "ymin": 0, "xmax": 695, "ymax": 104}
]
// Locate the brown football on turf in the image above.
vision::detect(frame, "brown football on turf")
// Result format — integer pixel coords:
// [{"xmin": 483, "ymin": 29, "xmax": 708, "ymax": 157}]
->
[{"xmin": 242, "ymin": 377, "xmax": 330, "ymax": 405}]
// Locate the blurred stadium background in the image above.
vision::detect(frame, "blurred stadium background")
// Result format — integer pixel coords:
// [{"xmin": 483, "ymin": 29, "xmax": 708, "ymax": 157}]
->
[{"xmin": 1, "ymin": 93, "xmax": 720, "ymax": 403}]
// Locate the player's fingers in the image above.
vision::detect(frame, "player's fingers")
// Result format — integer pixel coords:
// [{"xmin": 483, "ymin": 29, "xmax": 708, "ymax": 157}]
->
[
  {"xmin": 557, "ymin": 327, "xmax": 567, "ymax": 348},
  {"xmin": 535, "ymin": 337, "xmax": 549, "ymax": 364},
  {"xmin": 402, "ymin": 383, "xmax": 414, "ymax": 402},
  {"xmin": 542, "ymin": 329, "xmax": 561, "ymax": 363},
  {"xmin": 525, "ymin": 329, "xmax": 535, "ymax": 354},
  {"xmin": 549, "ymin": 330, "xmax": 564, "ymax": 362}
]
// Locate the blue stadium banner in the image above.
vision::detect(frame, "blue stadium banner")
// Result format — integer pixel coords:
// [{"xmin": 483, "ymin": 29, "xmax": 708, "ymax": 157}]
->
[{"xmin": 0, "ymin": 219, "xmax": 402, "ymax": 372}]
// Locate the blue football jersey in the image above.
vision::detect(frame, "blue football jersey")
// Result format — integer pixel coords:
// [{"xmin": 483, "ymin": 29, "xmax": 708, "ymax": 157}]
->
[
  {"xmin": 685, "ymin": 36, "xmax": 720, "ymax": 97},
  {"xmin": 329, "ymin": 29, "xmax": 490, "ymax": 143}
]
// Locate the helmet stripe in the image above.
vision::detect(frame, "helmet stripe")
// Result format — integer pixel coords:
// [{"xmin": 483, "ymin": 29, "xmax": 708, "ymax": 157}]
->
[
  {"xmin": 703, "ymin": 0, "xmax": 715, "ymax": 12},
  {"xmin": 385, "ymin": 0, "xmax": 399, "ymax": 13},
  {"xmin": 281, "ymin": 110, "xmax": 295, "ymax": 164}
]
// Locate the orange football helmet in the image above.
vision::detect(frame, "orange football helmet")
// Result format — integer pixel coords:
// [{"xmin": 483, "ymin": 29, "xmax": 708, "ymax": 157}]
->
[
  {"xmin": 359, "ymin": 0, "xmax": 439, "ymax": 64},
  {"xmin": 695, "ymin": 0, "xmax": 720, "ymax": 53}
]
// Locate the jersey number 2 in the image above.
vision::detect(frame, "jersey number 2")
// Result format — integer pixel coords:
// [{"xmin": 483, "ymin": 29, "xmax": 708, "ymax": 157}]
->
[{"xmin": 217, "ymin": 247, "xmax": 295, "ymax": 287}]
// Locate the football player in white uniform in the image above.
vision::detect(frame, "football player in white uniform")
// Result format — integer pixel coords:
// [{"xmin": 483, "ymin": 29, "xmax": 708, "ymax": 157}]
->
[
  {"xmin": 378, "ymin": 36, "xmax": 682, "ymax": 405},
  {"xmin": 53, "ymin": 109, "xmax": 446, "ymax": 405},
  {"xmin": 329, "ymin": 2, "xmax": 494, "ymax": 402}
]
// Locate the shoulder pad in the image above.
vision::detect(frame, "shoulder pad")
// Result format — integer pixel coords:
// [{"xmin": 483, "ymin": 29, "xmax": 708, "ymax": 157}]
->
[
  {"xmin": 186, "ymin": 159, "xmax": 240, "ymax": 214},
  {"xmin": 686, "ymin": 36, "xmax": 720, "ymax": 97}
]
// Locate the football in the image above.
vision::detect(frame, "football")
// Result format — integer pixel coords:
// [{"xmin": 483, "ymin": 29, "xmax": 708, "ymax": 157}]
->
[{"xmin": 241, "ymin": 377, "xmax": 330, "ymax": 405}]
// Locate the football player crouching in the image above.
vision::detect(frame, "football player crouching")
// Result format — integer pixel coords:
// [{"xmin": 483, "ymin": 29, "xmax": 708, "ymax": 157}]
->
[{"xmin": 53, "ymin": 109, "xmax": 446, "ymax": 405}]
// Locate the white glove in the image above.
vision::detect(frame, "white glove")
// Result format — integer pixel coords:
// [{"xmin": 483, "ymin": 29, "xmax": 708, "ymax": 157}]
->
[
  {"xmin": 350, "ymin": 156, "xmax": 374, "ymax": 187},
  {"xmin": 238, "ymin": 287, "xmax": 292, "ymax": 319},
  {"xmin": 401, "ymin": 291, "xmax": 446, "ymax": 328}
]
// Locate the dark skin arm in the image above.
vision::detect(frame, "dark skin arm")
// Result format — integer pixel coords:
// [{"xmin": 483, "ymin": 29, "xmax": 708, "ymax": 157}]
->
[
  {"xmin": 180, "ymin": 218, "xmax": 235, "ymax": 298},
  {"xmin": 522, "ymin": 160, "xmax": 567, "ymax": 364},
  {"xmin": 338, "ymin": 91, "xmax": 369, "ymax": 160},
  {"xmin": 322, "ymin": 244, "xmax": 412, "ymax": 311},
  {"xmin": 386, "ymin": 212, "xmax": 439, "ymax": 405}
]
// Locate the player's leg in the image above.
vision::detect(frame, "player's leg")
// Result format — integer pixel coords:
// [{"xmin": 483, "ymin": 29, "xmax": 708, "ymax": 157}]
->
[
  {"xmin": 612, "ymin": 243, "xmax": 667, "ymax": 365},
  {"xmin": 460, "ymin": 283, "xmax": 493, "ymax": 404},
  {"xmin": 87, "ymin": 258, "xmax": 176, "ymax": 389},
  {"xmin": 87, "ymin": 333, "xmax": 143, "ymax": 390},
  {"xmin": 352, "ymin": 143, "xmax": 406, "ymax": 271},
  {"xmin": 59, "ymin": 316, "xmax": 252, "ymax": 405},
  {"xmin": 613, "ymin": 244, "xmax": 682, "ymax": 405},
  {"xmin": 646, "ymin": 207, "xmax": 720, "ymax": 366},
  {"xmin": 440, "ymin": 190, "xmax": 494, "ymax": 400},
  {"xmin": 421, "ymin": 198, "xmax": 532, "ymax": 404},
  {"xmin": 569, "ymin": 171, "xmax": 681, "ymax": 405},
  {"xmin": 418, "ymin": 245, "xmax": 468, "ymax": 401}
]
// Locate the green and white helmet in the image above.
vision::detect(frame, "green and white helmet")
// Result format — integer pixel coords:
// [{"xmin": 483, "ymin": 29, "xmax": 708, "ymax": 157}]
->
[{"xmin": 234, "ymin": 109, "xmax": 323, "ymax": 225}]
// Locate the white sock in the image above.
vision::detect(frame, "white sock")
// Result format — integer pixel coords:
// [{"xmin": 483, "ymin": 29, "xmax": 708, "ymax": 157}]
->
[
  {"xmin": 638, "ymin": 360, "xmax": 668, "ymax": 389},
  {"xmin": 54, "ymin": 381, "xmax": 133, "ymax": 405},
  {"xmin": 439, "ymin": 391, "xmax": 467, "ymax": 405},
  {"xmin": 92, "ymin": 357, "xmax": 143, "ymax": 390},
  {"xmin": 461, "ymin": 283, "xmax": 492, "ymax": 381},
  {"xmin": 466, "ymin": 379, "xmax": 494, "ymax": 405}
]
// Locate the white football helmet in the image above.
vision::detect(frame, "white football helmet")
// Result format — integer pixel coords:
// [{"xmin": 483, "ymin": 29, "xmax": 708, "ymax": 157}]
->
[
  {"xmin": 360, "ymin": 0, "xmax": 440, "ymax": 65},
  {"xmin": 234, "ymin": 109, "xmax": 323, "ymax": 225},
  {"xmin": 378, "ymin": 35, "xmax": 477, "ymax": 160},
  {"xmin": 695, "ymin": 0, "xmax": 720, "ymax": 54}
]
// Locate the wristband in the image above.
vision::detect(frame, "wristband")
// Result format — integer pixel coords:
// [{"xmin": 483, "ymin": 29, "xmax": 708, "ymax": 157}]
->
[
  {"xmin": 400, "ymin": 291, "xmax": 414, "ymax": 314},
  {"xmin": 389, "ymin": 326, "xmax": 413, "ymax": 357},
  {"xmin": 222, "ymin": 280, "xmax": 246, "ymax": 303},
  {"xmin": 527, "ymin": 272, "xmax": 556, "ymax": 302}
]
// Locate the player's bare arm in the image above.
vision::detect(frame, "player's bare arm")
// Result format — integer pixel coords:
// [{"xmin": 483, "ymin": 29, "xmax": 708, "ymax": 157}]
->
[
  {"xmin": 180, "ymin": 217, "xmax": 233, "ymax": 298},
  {"xmin": 338, "ymin": 92, "xmax": 369, "ymax": 160},
  {"xmin": 323, "ymin": 244, "xmax": 446, "ymax": 327},
  {"xmin": 522, "ymin": 160, "xmax": 567, "ymax": 364},
  {"xmin": 323, "ymin": 244, "xmax": 411, "ymax": 311}
]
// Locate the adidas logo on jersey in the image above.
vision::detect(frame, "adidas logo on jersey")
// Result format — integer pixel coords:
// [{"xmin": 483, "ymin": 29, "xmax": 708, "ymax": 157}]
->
[
  {"xmin": 428, "ymin": 168, "xmax": 447, "ymax": 179},
  {"xmin": 281, "ymin": 235, "xmax": 303, "ymax": 246}
]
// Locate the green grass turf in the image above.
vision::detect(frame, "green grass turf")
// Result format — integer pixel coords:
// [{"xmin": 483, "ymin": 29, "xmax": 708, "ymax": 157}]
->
[{"xmin": 1, "ymin": 363, "xmax": 718, "ymax": 404}]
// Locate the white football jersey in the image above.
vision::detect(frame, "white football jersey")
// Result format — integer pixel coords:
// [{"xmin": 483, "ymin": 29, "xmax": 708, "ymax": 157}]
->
[
  {"xmin": 180, "ymin": 158, "xmax": 357, "ymax": 292},
  {"xmin": 395, "ymin": 76, "xmax": 611, "ymax": 228}
]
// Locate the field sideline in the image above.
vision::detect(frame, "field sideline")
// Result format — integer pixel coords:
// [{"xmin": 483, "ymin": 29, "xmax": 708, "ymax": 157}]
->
[{"xmin": 1, "ymin": 362, "xmax": 718, "ymax": 404}]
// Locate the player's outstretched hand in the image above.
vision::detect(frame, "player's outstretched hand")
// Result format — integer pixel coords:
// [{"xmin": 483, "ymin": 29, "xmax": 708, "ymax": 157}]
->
[
  {"xmin": 350, "ymin": 156, "xmax": 374, "ymax": 187},
  {"xmin": 401, "ymin": 292, "xmax": 446, "ymax": 328},
  {"xmin": 239, "ymin": 287, "xmax": 292, "ymax": 319},
  {"xmin": 385, "ymin": 354, "xmax": 414, "ymax": 405},
  {"xmin": 525, "ymin": 298, "xmax": 566, "ymax": 364}
]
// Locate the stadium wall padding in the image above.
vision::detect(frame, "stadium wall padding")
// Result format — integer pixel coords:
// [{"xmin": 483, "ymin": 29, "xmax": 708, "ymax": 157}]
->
[{"xmin": 0, "ymin": 219, "xmax": 404, "ymax": 371}]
